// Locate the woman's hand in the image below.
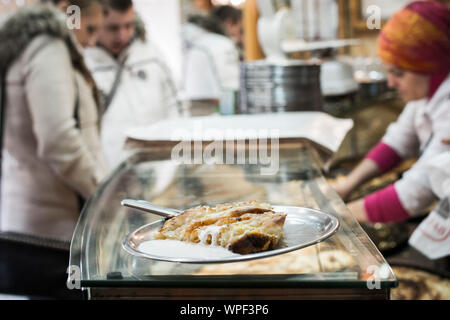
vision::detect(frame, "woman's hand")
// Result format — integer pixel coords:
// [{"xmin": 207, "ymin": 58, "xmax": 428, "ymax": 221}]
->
[
  {"xmin": 347, "ymin": 199, "xmax": 369, "ymax": 222},
  {"xmin": 442, "ymin": 138, "xmax": 450, "ymax": 145},
  {"xmin": 330, "ymin": 179, "xmax": 354, "ymax": 202}
]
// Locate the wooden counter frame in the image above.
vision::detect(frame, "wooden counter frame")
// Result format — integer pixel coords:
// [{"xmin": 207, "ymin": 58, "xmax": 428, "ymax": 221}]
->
[{"xmin": 87, "ymin": 286, "xmax": 390, "ymax": 300}]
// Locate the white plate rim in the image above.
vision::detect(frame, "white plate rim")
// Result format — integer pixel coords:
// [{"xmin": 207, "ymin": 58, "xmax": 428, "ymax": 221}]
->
[{"xmin": 122, "ymin": 206, "xmax": 340, "ymax": 264}]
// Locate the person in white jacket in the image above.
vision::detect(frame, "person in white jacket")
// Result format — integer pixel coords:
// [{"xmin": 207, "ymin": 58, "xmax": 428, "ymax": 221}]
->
[
  {"xmin": 85, "ymin": 0, "xmax": 180, "ymax": 168},
  {"xmin": 0, "ymin": 0, "xmax": 108, "ymax": 298},
  {"xmin": 181, "ymin": 14, "xmax": 240, "ymax": 104},
  {"xmin": 332, "ymin": 1, "xmax": 450, "ymax": 223}
]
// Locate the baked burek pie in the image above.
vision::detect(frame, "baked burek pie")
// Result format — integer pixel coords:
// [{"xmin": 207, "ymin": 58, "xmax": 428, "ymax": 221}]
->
[{"xmin": 152, "ymin": 200, "xmax": 287, "ymax": 254}]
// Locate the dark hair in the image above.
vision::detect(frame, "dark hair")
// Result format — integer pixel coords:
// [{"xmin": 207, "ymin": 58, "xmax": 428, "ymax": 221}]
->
[
  {"xmin": 212, "ymin": 5, "xmax": 242, "ymax": 25},
  {"xmin": 42, "ymin": 0, "xmax": 105, "ymax": 105},
  {"xmin": 104, "ymin": 0, "xmax": 133, "ymax": 12}
]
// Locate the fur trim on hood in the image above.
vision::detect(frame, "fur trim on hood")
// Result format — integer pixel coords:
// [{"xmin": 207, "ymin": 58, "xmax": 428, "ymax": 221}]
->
[
  {"xmin": 0, "ymin": 4, "xmax": 73, "ymax": 71},
  {"xmin": 0, "ymin": 4, "xmax": 100, "ymax": 107}
]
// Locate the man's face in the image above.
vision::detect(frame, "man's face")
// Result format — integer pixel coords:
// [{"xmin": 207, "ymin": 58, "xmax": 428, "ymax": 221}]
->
[
  {"xmin": 98, "ymin": 7, "xmax": 135, "ymax": 56},
  {"xmin": 384, "ymin": 63, "xmax": 430, "ymax": 102}
]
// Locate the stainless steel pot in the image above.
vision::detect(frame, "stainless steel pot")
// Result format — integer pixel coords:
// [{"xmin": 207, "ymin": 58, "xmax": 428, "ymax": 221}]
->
[{"xmin": 239, "ymin": 60, "xmax": 323, "ymax": 114}]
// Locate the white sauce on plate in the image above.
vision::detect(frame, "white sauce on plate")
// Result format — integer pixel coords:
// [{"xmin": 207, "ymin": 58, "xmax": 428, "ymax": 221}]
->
[
  {"xmin": 197, "ymin": 225, "xmax": 225, "ymax": 246},
  {"xmin": 138, "ymin": 240, "xmax": 240, "ymax": 260}
]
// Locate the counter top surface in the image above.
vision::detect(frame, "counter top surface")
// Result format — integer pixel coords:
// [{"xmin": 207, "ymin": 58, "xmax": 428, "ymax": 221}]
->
[{"xmin": 69, "ymin": 144, "xmax": 397, "ymax": 290}]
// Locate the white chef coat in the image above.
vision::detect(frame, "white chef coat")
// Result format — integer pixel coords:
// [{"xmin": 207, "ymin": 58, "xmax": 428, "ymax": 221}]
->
[
  {"xmin": 382, "ymin": 74, "xmax": 450, "ymax": 215},
  {"xmin": 181, "ymin": 23, "xmax": 240, "ymax": 100},
  {"xmin": 409, "ymin": 152, "xmax": 450, "ymax": 259},
  {"xmin": 85, "ymin": 39, "xmax": 180, "ymax": 168}
]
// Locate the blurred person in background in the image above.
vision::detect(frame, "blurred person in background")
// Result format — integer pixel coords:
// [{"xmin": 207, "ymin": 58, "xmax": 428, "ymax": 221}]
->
[
  {"xmin": 181, "ymin": 12, "xmax": 240, "ymax": 113},
  {"xmin": 408, "ymin": 151, "xmax": 450, "ymax": 260},
  {"xmin": 0, "ymin": 0, "xmax": 108, "ymax": 299},
  {"xmin": 332, "ymin": 1, "xmax": 450, "ymax": 225},
  {"xmin": 212, "ymin": 5, "xmax": 244, "ymax": 60},
  {"xmin": 85, "ymin": 0, "xmax": 180, "ymax": 169}
]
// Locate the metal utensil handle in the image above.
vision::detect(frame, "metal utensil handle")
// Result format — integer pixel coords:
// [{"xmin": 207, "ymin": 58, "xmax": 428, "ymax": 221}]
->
[{"xmin": 121, "ymin": 199, "xmax": 181, "ymax": 219}]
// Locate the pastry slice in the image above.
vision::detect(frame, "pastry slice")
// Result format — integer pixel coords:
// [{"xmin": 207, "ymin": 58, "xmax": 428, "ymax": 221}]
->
[{"xmin": 152, "ymin": 200, "xmax": 287, "ymax": 254}]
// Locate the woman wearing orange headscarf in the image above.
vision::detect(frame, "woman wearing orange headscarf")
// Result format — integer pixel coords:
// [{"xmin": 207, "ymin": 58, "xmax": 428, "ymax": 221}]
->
[{"xmin": 332, "ymin": 1, "xmax": 450, "ymax": 223}]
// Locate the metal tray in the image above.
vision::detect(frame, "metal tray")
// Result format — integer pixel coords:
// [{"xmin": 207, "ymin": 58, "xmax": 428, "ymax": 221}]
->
[{"xmin": 122, "ymin": 206, "xmax": 340, "ymax": 264}]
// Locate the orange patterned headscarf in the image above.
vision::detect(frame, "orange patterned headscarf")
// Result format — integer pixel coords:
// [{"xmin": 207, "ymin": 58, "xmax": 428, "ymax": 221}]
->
[{"xmin": 377, "ymin": 1, "xmax": 450, "ymax": 74}]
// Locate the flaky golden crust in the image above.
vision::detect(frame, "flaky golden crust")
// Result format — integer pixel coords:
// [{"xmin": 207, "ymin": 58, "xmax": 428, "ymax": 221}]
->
[{"xmin": 153, "ymin": 201, "xmax": 286, "ymax": 254}]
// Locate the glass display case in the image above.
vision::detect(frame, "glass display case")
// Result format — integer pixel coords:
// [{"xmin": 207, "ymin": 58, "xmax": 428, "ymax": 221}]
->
[{"xmin": 69, "ymin": 143, "xmax": 397, "ymax": 299}]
